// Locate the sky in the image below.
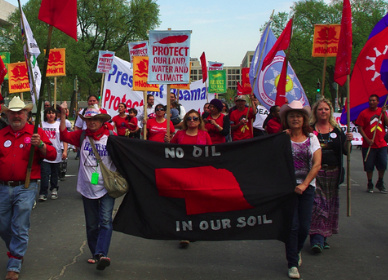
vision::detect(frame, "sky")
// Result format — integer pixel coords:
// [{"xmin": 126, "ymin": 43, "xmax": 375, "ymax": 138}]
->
[{"xmin": 5, "ymin": 0, "xmax": 330, "ymax": 66}]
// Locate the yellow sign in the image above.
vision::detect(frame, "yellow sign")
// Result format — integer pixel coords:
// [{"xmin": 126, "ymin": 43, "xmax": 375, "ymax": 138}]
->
[
  {"xmin": 46, "ymin": 48, "xmax": 66, "ymax": 76},
  {"xmin": 8, "ymin": 62, "xmax": 30, "ymax": 93},
  {"xmin": 312, "ymin": 24, "xmax": 341, "ymax": 57},
  {"xmin": 132, "ymin": 56, "xmax": 159, "ymax": 91}
]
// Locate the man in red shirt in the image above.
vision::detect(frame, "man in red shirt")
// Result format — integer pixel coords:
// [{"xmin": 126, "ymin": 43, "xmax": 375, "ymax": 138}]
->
[
  {"xmin": 356, "ymin": 94, "xmax": 388, "ymax": 193},
  {"xmin": 229, "ymin": 95, "xmax": 256, "ymax": 141},
  {"xmin": 0, "ymin": 97, "xmax": 57, "ymax": 280}
]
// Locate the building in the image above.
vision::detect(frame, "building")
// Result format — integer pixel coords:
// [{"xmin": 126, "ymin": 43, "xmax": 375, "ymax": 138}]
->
[
  {"xmin": 0, "ymin": 0, "xmax": 16, "ymax": 27},
  {"xmin": 190, "ymin": 51, "xmax": 255, "ymax": 92}
]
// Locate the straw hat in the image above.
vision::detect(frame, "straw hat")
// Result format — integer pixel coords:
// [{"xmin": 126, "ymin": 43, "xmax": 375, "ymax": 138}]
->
[
  {"xmin": 1, "ymin": 96, "xmax": 33, "ymax": 113},
  {"xmin": 235, "ymin": 95, "xmax": 247, "ymax": 102},
  {"xmin": 279, "ymin": 100, "xmax": 311, "ymax": 121},
  {"xmin": 79, "ymin": 105, "xmax": 111, "ymax": 122}
]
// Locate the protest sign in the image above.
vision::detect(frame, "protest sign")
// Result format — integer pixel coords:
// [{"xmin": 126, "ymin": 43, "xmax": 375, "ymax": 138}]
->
[
  {"xmin": 208, "ymin": 70, "xmax": 226, "ymax": 93},
  {"xmin": 8, "ymin": 62, "xmax": 30, "ymax": 93},
  {"xmin": 96, "ymin": 50, "xmax": 115, "ymax": 73},
  {"xmin": 312, "ymin": 24, "xmax": 341, "ymax": 57},
  {"xmin": 148, "ymin": 30, "xmax": 191, "ymax": 84},
  {"xmin": 128, "ymin": 40, "xmax": 148, "ymax": 63},
  {"xmin": 46, "ymin": 48, "xmax": 66, "ymax": 77},
  {"xmin": 132, "ymin": 56, "xmax": 159, "ymax": 91}
]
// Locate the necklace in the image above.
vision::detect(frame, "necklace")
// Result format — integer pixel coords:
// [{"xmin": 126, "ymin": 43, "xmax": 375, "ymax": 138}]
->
[{"xmin": 316, "ymin": 124, "xmax": 333, "ymax": 148}]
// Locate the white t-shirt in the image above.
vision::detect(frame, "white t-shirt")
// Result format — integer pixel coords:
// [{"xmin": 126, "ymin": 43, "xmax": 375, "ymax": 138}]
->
[
  {"xmin": 42, "ymin": 121, "xmax": 62, "ymax": 163},
  {"xmin": 78, "ymin": 134, "xmax": 117, "ymax": 199},
  {"xmin": 253, "ymin": 105, "xmax": 269, "ymax": 130}
]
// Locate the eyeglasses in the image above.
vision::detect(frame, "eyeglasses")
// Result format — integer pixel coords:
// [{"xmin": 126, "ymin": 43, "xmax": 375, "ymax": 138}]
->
[
  {"xmin": 155, "ymin": 108, "xmax": 165, "ymax": 112},
  {"xmin": 187, "ymin": 117, "xmax": 199, "ymax": 121}
]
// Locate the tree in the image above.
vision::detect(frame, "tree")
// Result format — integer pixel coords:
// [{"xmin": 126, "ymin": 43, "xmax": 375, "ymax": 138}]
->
[
  {"xmin": 0, "ymin": 0, "xmax": 160, "ymax": 102},
  {"xmin": 267, "ymin": 0, "xmax": 388, "ymax": 108}
]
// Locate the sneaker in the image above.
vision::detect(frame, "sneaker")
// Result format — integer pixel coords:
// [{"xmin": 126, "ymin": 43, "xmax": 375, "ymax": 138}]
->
[
  {"xmin": 323, "ymin": 241, "xmax": 330, "ymax": 249},
  {"xmin": 311, "ymin": 244, "xmax": 323, "ymax": 254},
  {"xmin": 376, "ymin": 180, "xmax": 387, "ymax": 194},
  {"xmin": 288, "ymin": 267, "xmax": 300, "ymax": 279},
  {"xmin": 298, "ymin": 252, "xmax": 302, "ymax": 267},
  {"xmin": 367, "ymin": 182, "xmax": 374, "ymax": 193},
  {"xmin": 38, "ymin": 195, "xmax": 47, "ymax": 202},
  {"xmin": 51, "ymin": 188, "xmax": 58, "ymax": 200}
]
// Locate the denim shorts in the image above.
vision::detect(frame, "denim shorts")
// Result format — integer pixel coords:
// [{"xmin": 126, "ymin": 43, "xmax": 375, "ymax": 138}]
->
[{"xmin": 362, "ymin": 146, "xmax": 387, "ymax": 172}]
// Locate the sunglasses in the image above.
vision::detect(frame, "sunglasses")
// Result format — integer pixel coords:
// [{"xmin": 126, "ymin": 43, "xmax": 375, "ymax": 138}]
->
[
  {"xmin": 187, "ymin": 117, "xmax": 199, "ymax": 121},
  {"xmin": 155, "ymin": 108, "xmax": 165, "ymax": 112}
]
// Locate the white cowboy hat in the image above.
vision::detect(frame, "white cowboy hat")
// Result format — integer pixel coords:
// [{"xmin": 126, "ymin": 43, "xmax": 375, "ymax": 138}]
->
[
  {"xmin": 1, "ymin": 96, "xmax": 33, "ymax": 113},
  {"xmin": 279, "ymin": 100, "xmax": 311, "ymax": 121},
  {"xmin": 79, "ymin": 105, "xmax": 111, "ymax": 122}
]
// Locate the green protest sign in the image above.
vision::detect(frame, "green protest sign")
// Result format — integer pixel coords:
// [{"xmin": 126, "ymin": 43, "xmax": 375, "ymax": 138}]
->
[
  {"xmin": 208, "ymin": 70, "xmax": 226, "ymax": 93},
  {"xmin": 0, "ymin": 52, "xmax": 10, "ymax": 80}
]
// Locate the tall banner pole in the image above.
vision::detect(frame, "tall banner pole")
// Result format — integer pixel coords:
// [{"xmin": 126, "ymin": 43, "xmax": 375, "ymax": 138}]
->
[
  {"xmin": 99, "ymin": 73, "xmax": 105, "ymax": 107},
  {"xmin": 143, "ymin": 90, "xmax": 148, "ymax": 140},
  {"xmin": 346, "ymin": 75, "xmax": 351, "ymax": 216},
  {"xmin": 321, "ymin": 56, "xmax": 327, "ymax": 96},
  {"xmin": 166, "ymin": 85, "xmax": 171, "ymax": 139},
  {"xmin": 53, "ymin": 76, "xmax": 57, "ymax": 106},
  {"xmin": 25, "ymin": 26, "xmax": 53, "ymax": 189}
]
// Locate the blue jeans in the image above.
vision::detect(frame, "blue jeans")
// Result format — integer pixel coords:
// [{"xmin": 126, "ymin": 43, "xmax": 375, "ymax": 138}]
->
[
  {"xmin": 82, "ymin": 194, "xmax": 115, "ymax": 258},
  {"xmin": 0, "ymin": 182, "xmax": 38, "ymax": 273},
  {"xmin": 285, "ymin": 185, "xmax": 315, "ymax": 268},
  {"xmin": 310, "ymin": 233, "xmax": 326, "ymax": 248},
  {"xmin": 40, "ymin": 161, "xmax": 59, "ymax": 196}
]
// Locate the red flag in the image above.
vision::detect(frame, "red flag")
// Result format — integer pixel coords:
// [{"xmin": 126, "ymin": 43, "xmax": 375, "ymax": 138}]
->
[
  {"xmin": 200, "ymin": 52, "xmax": 207, "ymax": 83},
  {"xmin": 261, "ymin": 18, "xmax": 293, "ymax": 70},
  {"xmin": 334, "ymin": 0, "xmax": 352, "ymax": 86},
  {"xmin": 275, "ymin": 58, "xmax": 288, "ymax": 106},
  {"xmin": 0, "ymin": 56, "xmax": 7, "ymax": 85},
  {"xmin": 241, "ymin": 68, "xmax": 252, "ymax": 94},
  {"xmin": 237, "ymin": 82, "xmax": 244, "ymax": 95},
  {"xmin": 38, "ymin": 0, "xmax": 78, "ymax": 41}
]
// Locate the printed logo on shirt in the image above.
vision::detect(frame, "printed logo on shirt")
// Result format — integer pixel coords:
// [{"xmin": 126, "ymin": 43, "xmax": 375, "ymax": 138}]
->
[{"xmin": 43, "ymin": 128, "xmax": 57, "ymax": 139}]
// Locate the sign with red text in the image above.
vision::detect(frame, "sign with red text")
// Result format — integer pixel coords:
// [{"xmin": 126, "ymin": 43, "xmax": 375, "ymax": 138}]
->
[
  {"xmin": 312, "ymin": 24, "xmax": 341, "ymax": 57},
  {"xmin": 102, "ymin": 56, "xmax": 214, "ymax": 117},
  {"xmin": 46, "ymin": 48, "xmax": 66, "ymax": 77},
  {"xmin": 96, "ymin": 50, "xmax": 115, "ymax": 73},
  {"xmin": 241, "ymin": 68, "xmax": 252, "ymax": 94},
  {"xmin": 148, "ymin": 30, "xmax": 191, "ymax": 84},
  {"xmin": 208, "ymin": 61, "xmax": 224, "ymax": 71},
  {"xmin": 8, "ymin": 62, "xmax": 30, "ymax": 93},
  {"xmin": 128, "ymin": 40, "xmax": 148, "ymax": 63},
  {"xmin": 132, "ymin": 56, "xmax": 159, "ymax": 91}
]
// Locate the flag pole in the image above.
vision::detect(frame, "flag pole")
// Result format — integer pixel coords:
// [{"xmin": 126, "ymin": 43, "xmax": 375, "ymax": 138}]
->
[
  {"xmin": 166, "ymin": 85, "xmax": 171, "ymax": 139},
  {"xmin": 321, "ymin": 56, "xmax": 327, "ymax": 96},
  {"xmin": 142, "ymin": 90, "xmax": 148, "ymax": 140},
  {"xmin": 25, "ymin": 25, "xmax": 53, "ymax": 189},
  {"xmin": 346, "ymin": 75, "xmax": 351, "ymax": 216},
  {"xmin": 99, "ymin": 73, "xmax": 105, "ymax": 107},
  {"xmin": 18, "ymin": 0, "xmax": 38, "ymax": 105}
]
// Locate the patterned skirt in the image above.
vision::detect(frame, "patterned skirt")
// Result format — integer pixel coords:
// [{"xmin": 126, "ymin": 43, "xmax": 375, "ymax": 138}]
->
[{"xmin": 309, "ymin": 167, "xmax": 340, "ymax": 237}]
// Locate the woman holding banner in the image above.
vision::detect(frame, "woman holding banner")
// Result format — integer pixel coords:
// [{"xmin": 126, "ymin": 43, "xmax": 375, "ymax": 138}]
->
[
  {"xmin": 204, "ymin": 99, "xmax": 230, "ymax": 144},
  {"xmin": 146, "ymin": 104, "xmax": 175, "ymax": 142},
  {"xmin": 309, "ymin": 98, "xmax": 353, "ymax": 254},
  {"xmin": 280, "ymin": 100, "xmax": 321, "ymax": 279}
]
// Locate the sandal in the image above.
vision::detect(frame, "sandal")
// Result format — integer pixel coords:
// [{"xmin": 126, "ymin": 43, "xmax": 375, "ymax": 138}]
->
[
  {"xmin": 87, "ymin": 258, "xmax": 97, "ymax": 264},
  {"xmin": 96, "ymin": 256, "xmax": 111, "ymax": 270}
]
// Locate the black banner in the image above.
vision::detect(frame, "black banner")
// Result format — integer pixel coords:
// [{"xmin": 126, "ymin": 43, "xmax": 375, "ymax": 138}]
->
[{"xmin": 108, "ymin": 133, "xmax": 297, "ymax": 242}]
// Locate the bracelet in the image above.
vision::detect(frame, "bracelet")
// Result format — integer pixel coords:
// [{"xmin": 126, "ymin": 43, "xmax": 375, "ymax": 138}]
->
[{"xmin": 38, "ymin": 141, "xmax": 44, "ymax": 148}]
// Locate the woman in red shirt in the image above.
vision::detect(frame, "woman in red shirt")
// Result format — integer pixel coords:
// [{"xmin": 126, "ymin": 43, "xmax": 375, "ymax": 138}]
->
[
  {"xmin": 204, "ymin": 99, "xmax": 230, "ymax": 144},
  {"xmin": 112, "ymin": 103, "xmax": 137, "ymax": 136},
  {"xmin": 146, "ymin": 104, "xmax": 175, "ymax": 142},
  {"xmin": 171, "ymin": 109, "xmax": 212, "ymax": 145}
]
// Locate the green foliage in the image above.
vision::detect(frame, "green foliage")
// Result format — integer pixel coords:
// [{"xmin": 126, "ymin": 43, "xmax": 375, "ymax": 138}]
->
[
  {"xmin": 1, "ymin": 0, "xmax": 160, "ymax": 102},
  {"xmin": 266, "ymin": 0, "xmax": 388, "ymax": 108}
]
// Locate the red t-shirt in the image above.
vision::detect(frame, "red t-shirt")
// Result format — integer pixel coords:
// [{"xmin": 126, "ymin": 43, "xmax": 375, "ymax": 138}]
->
[
  {"xmin": 355, "ymin": 107, "xmax": 387, "ymax": 148},
  {"xmin": 0, "ymin": 124, "xmax": 57, "ymax": 181},
  {"xmin": 147, "ymin": 118, "xmax": 175, "ymax": 142},
  {"xmin": 229, "ymin": 107, "xmax": 255, "ymax": 141},
  {"xmin": 205, "ymin": 114, "xmax": 226, "ymax": 144},
  {"xmin": 112, "ymin": 115, "xmax": 138, "ymax": 136},
  {"xmin": 266, "ymin": 117, "xmax": 282, "ymax": 134},
  {"xmin": 171, "ymin": 130, "xmax": 212, "ymax": 145}
]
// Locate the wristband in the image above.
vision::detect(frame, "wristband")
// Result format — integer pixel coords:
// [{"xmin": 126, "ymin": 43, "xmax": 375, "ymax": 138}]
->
[{"xmin": 38, "ymin": 141, "xmax": 44, "ymax": 148}]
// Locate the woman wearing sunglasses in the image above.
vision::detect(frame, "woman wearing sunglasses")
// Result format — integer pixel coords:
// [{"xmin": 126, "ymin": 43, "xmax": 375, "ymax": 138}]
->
[
  {"xmin": 170, "ymin": 109, "xmax": 212, "ymax": 145},
  {"xmin": 146, "ymin": 104, "xmax": 175, "ymax": 142}
]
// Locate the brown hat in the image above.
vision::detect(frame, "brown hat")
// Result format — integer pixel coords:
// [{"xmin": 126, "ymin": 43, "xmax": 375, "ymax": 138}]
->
[{"xmin": 79, "ymin": 105, "xmax": 111, "ymax": 122}]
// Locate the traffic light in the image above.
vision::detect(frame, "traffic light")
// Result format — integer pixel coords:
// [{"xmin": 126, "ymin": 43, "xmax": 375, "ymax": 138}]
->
[{"xmin": 317, "ymin": 82, "xmax": 321, "ymax": 93}]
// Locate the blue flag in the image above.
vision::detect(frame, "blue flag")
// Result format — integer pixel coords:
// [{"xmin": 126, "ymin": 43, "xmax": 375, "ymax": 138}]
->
[{"xmin": 249, "ymin": 25, "xmax": 308, "ymax": 109}]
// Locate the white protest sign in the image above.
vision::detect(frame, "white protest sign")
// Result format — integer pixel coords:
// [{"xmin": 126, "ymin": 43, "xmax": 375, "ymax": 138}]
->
[
  {"xmin": 102, "ymin": 56, "xmax": 214, "ymax": 116},
  {"xmin": 148, "ymin": 30, "xmax": 191, "ymax": 84},
  {"xmin": 333, "ymin": 113, "xmax": 362, "ymax": 145},
  {"xmin": 96, "ymin": 50, "xmax": 115, "ymax": 73},
  {"xmin": 128, "ymin": 40, "xmax": 148, "ymax": 63}
]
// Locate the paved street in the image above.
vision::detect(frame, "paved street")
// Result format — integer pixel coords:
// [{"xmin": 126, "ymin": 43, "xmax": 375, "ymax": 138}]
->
[{"xmin": 0, "ymin": 147, "xmax": 387, "ymax": 280}]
